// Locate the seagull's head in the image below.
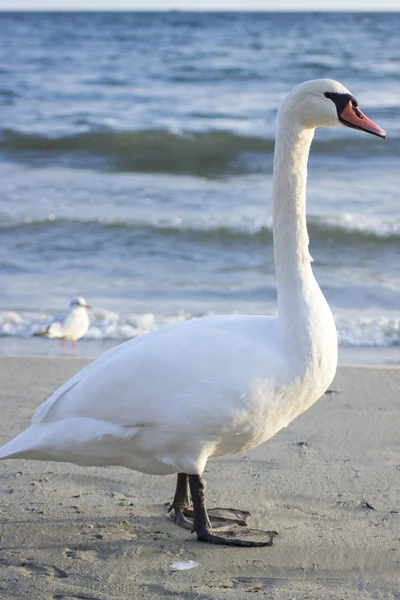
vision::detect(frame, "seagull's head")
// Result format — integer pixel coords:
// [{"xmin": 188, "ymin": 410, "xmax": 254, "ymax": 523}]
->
[{"xmin": 70, "ymin": 296, "xmax": 91, "ymax": 309}]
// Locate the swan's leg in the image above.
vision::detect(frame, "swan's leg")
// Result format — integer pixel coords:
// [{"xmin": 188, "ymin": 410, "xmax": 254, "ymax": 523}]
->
[
  {"xmin": 188, "ymin": 474, "xmax": 277, "ymax": 547},
  {"xmin": 61, "ymin": 339, "xmax": 66, "ymax": 356},
  {"xmin": 72, "ymin": 340, "xmax": 77, "ymax": 357},
  {"xmin": 168, "ymin": 473, "xmax": 250, "ymax": 529},
  {"xmin": 168, "ymin": 473, "xmax": 192, "ymax": 528}
]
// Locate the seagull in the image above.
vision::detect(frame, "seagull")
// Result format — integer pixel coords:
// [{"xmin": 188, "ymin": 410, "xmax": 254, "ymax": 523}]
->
[{"xmin": 34, "ymin": 296, "xmax": 91, "ymax": 356}]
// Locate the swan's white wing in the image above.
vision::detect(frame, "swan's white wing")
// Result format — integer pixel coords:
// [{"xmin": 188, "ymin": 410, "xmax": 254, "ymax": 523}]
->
[
  {"xmin": 35, "ymin": 315, "xmax": 285, "ymax": 432},
  {"xmin": 32, "ymin": 318, "xmax": 196, "ymax": 424}
]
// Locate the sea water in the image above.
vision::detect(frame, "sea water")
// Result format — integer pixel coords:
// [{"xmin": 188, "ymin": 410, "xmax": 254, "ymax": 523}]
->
[{"xmin": 0, "ymin": 11, "xmax": 399, "ymax": 358}]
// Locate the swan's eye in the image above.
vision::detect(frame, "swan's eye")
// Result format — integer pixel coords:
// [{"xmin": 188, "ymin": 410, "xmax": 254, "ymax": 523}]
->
[{"xmin": 324, "ymin": 91, "xmax": 353, "ymax": 116}]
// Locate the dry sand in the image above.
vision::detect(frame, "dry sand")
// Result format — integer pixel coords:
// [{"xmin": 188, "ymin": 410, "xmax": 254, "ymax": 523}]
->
[{"xmin": 0, "ymin": 355, "xmax": 399, "ymax": 599}]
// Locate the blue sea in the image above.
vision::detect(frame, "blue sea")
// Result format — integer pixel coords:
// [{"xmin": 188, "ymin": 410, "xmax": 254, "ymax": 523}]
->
[{"xmin": 0, "ymin": 11, "xmax": 399, "ymax": 359}]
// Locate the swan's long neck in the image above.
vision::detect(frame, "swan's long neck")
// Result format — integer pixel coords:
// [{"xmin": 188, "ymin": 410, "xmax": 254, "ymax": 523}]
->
[
  {"xmin": 272, "ymin": 115, "xmax": 316, "ymax": 322},
  {"xmin": 271, "ymin": 112, "xmax": 338, "ymax": 402}
]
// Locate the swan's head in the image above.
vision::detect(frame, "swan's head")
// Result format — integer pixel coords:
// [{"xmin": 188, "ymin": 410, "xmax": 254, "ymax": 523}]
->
[
  {"xmin": 70, "ymin": 296, "xmax": 91, "ymax": 309},
  {"xmin": 280, "ymin": 79, "xmax": 386, "ymax": 138}
]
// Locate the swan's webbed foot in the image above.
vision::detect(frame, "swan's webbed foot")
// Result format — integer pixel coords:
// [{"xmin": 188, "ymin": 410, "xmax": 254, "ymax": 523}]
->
[
  {"xmin": 188, "ymin": 474, "xmax": 278, "ymax": 548},
  {"xmin": 169, "ymin": 506, "xmax": 193, "ymax": 529},
  {"xmin": 184, "ymin": 507, "xmax": 250, "ymax": 529},
  {"xmin": 196, "ymin": 528, "xmax": 278, "ymax": 547}
]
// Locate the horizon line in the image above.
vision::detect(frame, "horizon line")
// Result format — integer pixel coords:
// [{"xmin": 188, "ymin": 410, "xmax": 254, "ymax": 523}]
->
[{"xmin": 1, "ymin": 8, "xmax": 399, "ymax": 12}]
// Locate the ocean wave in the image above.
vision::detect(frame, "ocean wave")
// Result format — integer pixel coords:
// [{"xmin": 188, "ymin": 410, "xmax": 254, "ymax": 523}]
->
[
  {"xmin": 0, "ymin": 128, "xmax": 396, "ymax": 176},
  {"xmin": 1, "ymin": 309, "xmax": 399, "ymax": 348},
  {"xmin": 0, "ymin": 128, "xmax": 271, "ymax": 176},
  {"xmin": 1, "ymin": 215, "xmax": 399, "ymax": 246}
]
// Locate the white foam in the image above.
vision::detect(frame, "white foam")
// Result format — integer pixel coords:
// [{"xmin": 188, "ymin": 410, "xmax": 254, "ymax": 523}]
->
[
  {"xmin": 337, "ymin": 316, "xmax": 400, "ymax": 348},
  {"xmin": 1, "ymin": 309, "xmax": 399, "ymax": 348},
  {"xmin": 320, "ymin": 213, "xmax": 400, "ymax": 238}
]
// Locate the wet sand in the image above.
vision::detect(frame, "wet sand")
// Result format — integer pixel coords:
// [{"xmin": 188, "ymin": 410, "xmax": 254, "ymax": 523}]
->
[{"xmin": 0, "ymin": 356, "xmax": 399, "ymax": 599}]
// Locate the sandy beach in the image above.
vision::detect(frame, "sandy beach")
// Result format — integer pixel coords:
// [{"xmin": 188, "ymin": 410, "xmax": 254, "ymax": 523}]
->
[{"xmin": 0, "ymin": 355, "xmax": 399, "ymax": 599}]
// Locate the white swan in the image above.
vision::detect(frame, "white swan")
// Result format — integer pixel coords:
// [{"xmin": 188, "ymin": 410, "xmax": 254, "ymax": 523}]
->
[
  {"xmin": 0, "ymin": 80, "xmax": 385, "ymax": 547},
  {"xmin": 34, "ymin": 296, "xmax": 91, "ymax": 356}
]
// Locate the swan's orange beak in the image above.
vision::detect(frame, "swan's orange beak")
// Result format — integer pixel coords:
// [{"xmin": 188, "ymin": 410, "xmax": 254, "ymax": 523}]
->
[
  {"xmin": 84, "ymin": 304, "xmax": 91, "ymax": 309},
  {"xmin": 339, "ymin": 101, "xmax": 386, "ymax": 139}
]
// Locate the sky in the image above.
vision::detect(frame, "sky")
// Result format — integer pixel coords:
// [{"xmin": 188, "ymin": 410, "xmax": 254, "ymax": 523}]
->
[{"xmin": 0, "ymin": 0, "xmax": 399, "ymax": 10}]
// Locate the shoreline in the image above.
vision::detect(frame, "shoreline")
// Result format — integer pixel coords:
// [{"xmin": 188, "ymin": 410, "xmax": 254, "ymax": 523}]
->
[
  {"xmin": 1, "ymin": 336, "xmax": 400, "ymax": 366},
  {"xmin": 0, "ymin": 356, "xmax": 399, "ymax": 598}
]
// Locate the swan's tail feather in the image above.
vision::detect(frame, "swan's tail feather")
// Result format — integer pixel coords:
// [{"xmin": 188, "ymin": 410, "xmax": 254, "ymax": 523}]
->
[
  {"xmin": 0, "ymin": 419, "xmax": 142, "ymax": 466},
  {"xmin": 0, "ymin": 427, "xmax": 45, "ymax": 460}
]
